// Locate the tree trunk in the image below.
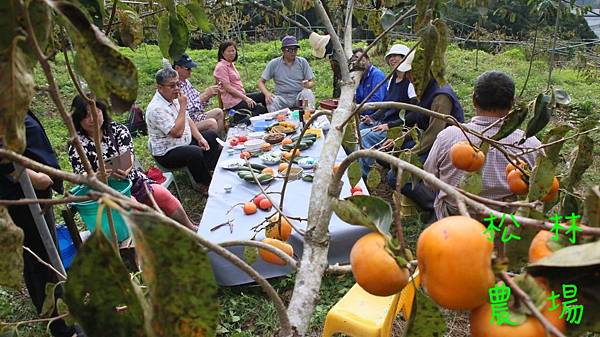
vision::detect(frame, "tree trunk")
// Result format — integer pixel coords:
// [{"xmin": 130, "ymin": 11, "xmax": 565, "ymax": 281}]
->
[
  {"xmin": 330, "ymin": 59, "xmax": 342, "ymax": 98},
  {"xmin": 285, "ymin": 77, "xmax": 358, "ymax": 335}
]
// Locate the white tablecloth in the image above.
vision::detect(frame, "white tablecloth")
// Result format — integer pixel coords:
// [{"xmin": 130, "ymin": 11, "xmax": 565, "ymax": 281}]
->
[{"xmin": 198, "ymin": 128, "xmax": 370, "ymax": 286}]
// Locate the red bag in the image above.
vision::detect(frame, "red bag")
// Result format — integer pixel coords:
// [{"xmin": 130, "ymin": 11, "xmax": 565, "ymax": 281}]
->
[{"xmin": 146, "ymin": 166, "xmax": 166, "ymax": 184}]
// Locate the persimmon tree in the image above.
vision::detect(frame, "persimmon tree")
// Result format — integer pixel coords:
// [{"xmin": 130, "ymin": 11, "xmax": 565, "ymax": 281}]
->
[{"xmin": 1, "ymin": 0, "xmax": 599, "ymax": 337}]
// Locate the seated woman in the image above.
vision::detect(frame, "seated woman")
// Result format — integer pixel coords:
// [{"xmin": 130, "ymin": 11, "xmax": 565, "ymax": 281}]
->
[
  {"xmin": 214, "ymin": 40, "xmax": 267, "ymax": 123},
  {"xmin": 357, "ymin": 44, "xmax": 417, "ymax": 177},
  {"xmin": 68, "ymin": 95, "xmax": 198, "ymax": 232}
]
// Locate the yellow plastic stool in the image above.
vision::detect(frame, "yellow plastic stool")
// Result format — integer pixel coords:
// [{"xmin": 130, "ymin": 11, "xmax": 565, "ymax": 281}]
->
[
  {"xmin": 322, "ymin": 270, "xmax": 420, "ymax": 337},
  {"xmin": 394, "ymin": 271, "xmax": 421, "ymax": 320}
]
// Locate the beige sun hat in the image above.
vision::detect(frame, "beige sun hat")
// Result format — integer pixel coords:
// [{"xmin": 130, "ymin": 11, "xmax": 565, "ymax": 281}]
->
[
  {"xmin": 309, "ymin": 32, "xmax": 331, "ymax": 59},
  {"xmin": 384, "ymin": 44, "xmax": 415, "ymax": 71}
]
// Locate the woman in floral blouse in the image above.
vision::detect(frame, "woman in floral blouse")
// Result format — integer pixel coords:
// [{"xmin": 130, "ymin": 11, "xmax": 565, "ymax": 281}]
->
[{"xmin": 68, "ymin": 95, "xmax": 198, "ymax": 232}]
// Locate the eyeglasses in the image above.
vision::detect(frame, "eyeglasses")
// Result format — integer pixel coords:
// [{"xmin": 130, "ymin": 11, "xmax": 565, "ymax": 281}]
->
[
  {"xmin": 284, "ymin": 47, "xmax": 298, "ymax": 53},
  {"xmin": 160, "ymin": 82, "xmax": 180, "ymax": 89}
]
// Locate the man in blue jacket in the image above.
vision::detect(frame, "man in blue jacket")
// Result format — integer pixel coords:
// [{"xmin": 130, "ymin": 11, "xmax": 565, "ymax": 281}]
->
[{"xmin": 351, "ymin": 48, "xmax": 387, "ymax": 116}]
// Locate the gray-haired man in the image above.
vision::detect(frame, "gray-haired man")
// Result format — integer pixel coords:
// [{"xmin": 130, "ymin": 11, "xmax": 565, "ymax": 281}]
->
[
  {"xmin": 258, "ymin": 35, "xmax": 315, "ymax": 112},
  {"xmin": 145, "ymin": 67, "xmax": 222, "ymax": 195}
]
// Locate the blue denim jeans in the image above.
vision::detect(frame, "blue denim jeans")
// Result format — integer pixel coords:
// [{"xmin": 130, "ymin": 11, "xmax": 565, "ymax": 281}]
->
[{"xmin": 358, "ymin": 122, "xmax": 387, "ymax": 177}]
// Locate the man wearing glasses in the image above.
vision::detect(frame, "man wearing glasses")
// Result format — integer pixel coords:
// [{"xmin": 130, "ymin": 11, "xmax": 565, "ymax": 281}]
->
[
  {"xmin": 258, "ymin": 35, "xmax": 315, "ymax": 112},
  {"xmin": 173, "ymin": 54, "xmax": 224, "ymax": 134},
  {"xmin": 145, "ymin": 67, "xmax": 222, "ymax": 195}
]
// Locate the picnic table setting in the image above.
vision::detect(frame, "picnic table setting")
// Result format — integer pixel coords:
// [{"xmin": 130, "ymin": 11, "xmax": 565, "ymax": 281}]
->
[{"xmin": 198, "ymin": 108, "xmax": 370, "ymax": 286}]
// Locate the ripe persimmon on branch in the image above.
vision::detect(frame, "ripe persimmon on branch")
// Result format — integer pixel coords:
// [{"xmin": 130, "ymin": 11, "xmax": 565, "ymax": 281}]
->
[{"xmin": 331, "ymin": 149, "xmax": 600, "ymax": 236}]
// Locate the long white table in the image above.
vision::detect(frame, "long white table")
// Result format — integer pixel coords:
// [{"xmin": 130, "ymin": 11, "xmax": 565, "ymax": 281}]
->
[{"xmin": 197, "ymin": 127, "xmax": 370, "ymax": 286}]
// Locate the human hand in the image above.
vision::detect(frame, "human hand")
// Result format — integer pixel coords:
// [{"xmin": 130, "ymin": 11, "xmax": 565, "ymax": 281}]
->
[
  {"xmin": 205, "ymin": 85, "xmax": 220, "ymax": 97},
  {"xmin": 302, "ymin": 80, "xmax": 311, "ymax": 89},
  {"xmin": 111, "ymin": 166, "xmax": 132, "ymax": 180},
  {"xmin": 198, "ymin": 137, "xmax": 210, "ymax": 151},
  {"xmin": 177, "ymin": 94, "xmax": 188, "ymax": 109},
  {"xmin": 264, "ymin": 92, "xmax": 273, "ymax": 105},
  {"xmin": 372, "ymin": 123, "xmax": 389, "ymax": 132},
  {"xmin": 244, "ymin": 96, "xmax": 256, "ymax": 108},
  {"xmin": 30, "ymin": 171, "xmax": 53, "ymax": 190},
  {"xmin": 379, "ymin": 139, "xmax": 395, "ymax": 151}
]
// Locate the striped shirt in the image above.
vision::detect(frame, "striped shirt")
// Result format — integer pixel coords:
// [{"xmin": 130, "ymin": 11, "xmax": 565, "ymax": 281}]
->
[{"xmin": 424, "ymin": 115, "xmax": 542, "ymax": 219}]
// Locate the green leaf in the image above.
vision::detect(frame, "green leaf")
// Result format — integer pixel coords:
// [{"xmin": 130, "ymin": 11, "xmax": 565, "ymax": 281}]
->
[
  {"xmin": 158, "ymin": 0, "xmax": 176, "ymax": 15},
  {"xmin": 243, "ymin": 246, "xmax": 258, "ymax": 265},
  {"xmin": 526, "ymin": 155, "xmax": 555, "ymax": 201},
  {"xmin": 0, "ymin": 323, "xmax": 16, "ymax": 337},
  {"xmin": 128, "ymin": 212, "xmax": 219, "ymax": 337},
  {"xmin": 367, "ymin": 167, "xmax": 381, "ymax": 190},
  {"xmin": 566, "ymin": 134, "xmax": 594, "ymax": 190},
  {"xmin": 184, "ymin": 3, "xmax": 211, "ymax": 31},
  {"xmin": 64, "ymin": 230, "xmax": 147, "ymax": 337},
  {"xmin": 40, "ymin": 282, "xmax": 58, "ymax": 318},
  {"xmin": 342, "ymin": 117, "xmax": 357, "ymax": 151},
  {"xmin": 506, "ymin": 220, "xmax": 538, "ymax": 271},
  {"xmin": 528, "ymin": 239, "xmax": 600, "ymax": 268},
  {"xmin": 491, "ymin": 101, "xmax": 528, "ymax": 141},
  {"xmin": 332, "ymin": 195, "xmax": 393, "ymax": 236},
  {"xmin": 50, "ymin": 0, "xmax": 138, "ymax": 112},
  {"xmin": 117, "ymin": 9, "xmax": 143, "ymax": 49},
  {"xmin": 431, "ymin": 19, "xmax": 448, "ymax": 86},
  {"xmin": 412, "ymin": 23, "xmax": 437, "ymax": 98},
  {"xmin": 0, "ymin": 36, "xmax": 35, "ymax": 155},
  {"xmin": 56, "ymin": 298, "xmax": 75, "ymax": 326},
  {"xmin": 541, "ymin": 124, "xmax": 572, "ymax": 165},
  {"xmin": 522, "ymin": 93, "xmax": 552, "ymax": 141},
  {"xmin": 402, "ymin": 290, "xmax": 447, "ymax": 337},
  {"xmin": 78, "ymin": 0, "xmax": 106, "ymax": 25},
  {"xmin": 459, "ymin": 170, "xmax": 482, "ymax": 194},
  {"xmin": 157, "ymin": 14, "xmax": 172, "ymax": 60},
  {"xmin": 25, "ymin": 0, "xmax": 53, "ymax": 62},
  {"xmin": 380, "ymin": 8, "xmax": 396, "ymax": 30},
  {"xmin": 0, "ymin": 206, "xmax": 24, "ymax": 289},
  {"xmin": 347, "ymin": 161, "xmax": 361, "ymax": 188},
  {"xmin": 168, "ymin": 14, "xmax": 189, "ymax": 63},
  {"xmin": 583, "ymin": 186, "xmax": 600, "ymax": 228}
]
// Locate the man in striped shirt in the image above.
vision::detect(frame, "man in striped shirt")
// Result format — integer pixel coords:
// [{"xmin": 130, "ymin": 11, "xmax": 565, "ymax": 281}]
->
[{"xmin": 424, "ymin": 71, "xmax": 542, "ymax": 220}]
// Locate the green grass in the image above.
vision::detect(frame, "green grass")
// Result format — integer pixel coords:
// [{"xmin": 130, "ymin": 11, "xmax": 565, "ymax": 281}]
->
[{"xmin": 3, "ymin": 39, "xmax": 599, "ymax": 336}]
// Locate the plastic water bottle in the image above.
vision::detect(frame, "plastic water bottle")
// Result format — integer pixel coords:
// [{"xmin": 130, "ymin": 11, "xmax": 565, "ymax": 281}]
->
[{"xmin": 228, "ymin": 109, "xmax": 237, "ymax": 118}]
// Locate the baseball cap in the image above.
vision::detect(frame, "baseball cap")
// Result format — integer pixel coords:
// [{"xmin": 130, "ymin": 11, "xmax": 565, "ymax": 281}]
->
[
  {"xmin": 174, "ymin": 54, "xmax": 198, "ymax": 69},
  {"xmin": 281, "ymin": 35, "xmax": 300, "ymax": 49}
]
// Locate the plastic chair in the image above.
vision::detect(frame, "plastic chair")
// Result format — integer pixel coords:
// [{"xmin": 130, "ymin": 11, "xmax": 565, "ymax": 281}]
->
[
  {"xmin": 322, "ymin": 270, "xmax": 420, "ymax": 337},
  {"xmin": 147, "ymin": 141, "xmax": 199, "ymax": 197}
]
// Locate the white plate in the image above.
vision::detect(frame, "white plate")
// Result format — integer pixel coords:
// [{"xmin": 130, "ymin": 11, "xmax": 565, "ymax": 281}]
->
[
  {"xmin": 233, "ymin": 144, "xmax": 246, "ymax": 151},
  {"xmin": 247, "ymin": 131, "xmax": 265, "ymax": 139},
  {"xmin": 298, "ymin": 157, "xmax": 317, "ymax": 169},
  {"xmin": 220, "ymin": 158, "xmax": 245, "ymax": 171}
]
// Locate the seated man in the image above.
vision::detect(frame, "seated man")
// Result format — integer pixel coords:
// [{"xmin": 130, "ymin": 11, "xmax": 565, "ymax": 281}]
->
[
  {"xmin": 424, "ymin": 71, "xmax": 542, "ymax": 219},
  {"xmin": 258, "ymin": 35, "xmax": 315, "ymax": 112},
  {"xmin": 146, "ymin": 66, "xmax": 222, "ymax": 196},
  {"xmin": 351, "ymin": 48, "xmax": 387, "ymax": 116},
  {"xmin": 173, "ymin": 54, "xmax": 224, "ymax": 134}
]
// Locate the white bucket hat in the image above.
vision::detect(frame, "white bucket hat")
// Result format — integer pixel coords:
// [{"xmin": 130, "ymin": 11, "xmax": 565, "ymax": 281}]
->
[
  {"xmin": 385, "ymin": 44, "xmax": 415, "ymax": 72},
  {"xmin": 309, "ymin": 32, "xmax": 331, "ymax": 59}
]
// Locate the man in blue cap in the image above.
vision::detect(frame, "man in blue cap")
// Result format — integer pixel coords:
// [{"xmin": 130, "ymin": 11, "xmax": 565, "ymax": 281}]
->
[
  {"xmin": 173, "ymin": 53, "xmax": 224, "ymax": 134},
  {"xmin": 258, "ymin": 35, "xmax": 315, "ymax": 112}
]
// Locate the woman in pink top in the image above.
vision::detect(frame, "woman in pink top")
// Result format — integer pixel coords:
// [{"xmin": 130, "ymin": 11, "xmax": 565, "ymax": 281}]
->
[{"xmin": 214, "ymin": 40, "xmax": 267, "ymax": 123}]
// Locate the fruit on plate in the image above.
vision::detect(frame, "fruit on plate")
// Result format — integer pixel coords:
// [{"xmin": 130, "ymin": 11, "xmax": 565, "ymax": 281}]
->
[
  {"xmin": 229, "ymin": 137, "xmax": 239, "ymax": 146},
  {"xmin": 263, "ymin": 133, "xmax": 285, "ymax": 144}
]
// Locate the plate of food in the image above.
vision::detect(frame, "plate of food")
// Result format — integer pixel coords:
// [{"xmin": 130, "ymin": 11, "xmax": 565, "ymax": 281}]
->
[
  {"xmin": 220, "ymin": 158, "xmax": 246, "ymax": 171},
  {"xmin": 268, "ymin": 121, "xmax": 297, "ymax": 134},
  {"xmin": 259, "ymin": 152, "xmax": 282, "ymax": 165},
  {"xmin": 297, "ymin": 157, "xmax": 317, "ymax": 169}
]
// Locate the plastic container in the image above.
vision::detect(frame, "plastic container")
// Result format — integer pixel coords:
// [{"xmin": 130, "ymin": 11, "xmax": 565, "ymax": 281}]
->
[
  {"xmin": 56, "ymin": 225, "xmax": 76, "ymax": 269},
  {"xmin": 69, "ymin": 178, "xmax": 132, "ymax": 242}
]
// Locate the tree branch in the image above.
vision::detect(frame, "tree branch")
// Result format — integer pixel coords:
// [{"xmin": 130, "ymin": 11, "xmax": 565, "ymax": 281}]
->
[
  {"xmin": 19, "ymin": 0, "xmax": 95, "ymax": 176},
  {"xmin": 219, "ymin": 240, "xmax": 298, "ymax": 269},
  {"xmin": 353, "ymin": 5, "xmax": 416, "ymax": 67},
  {"xmin": 314, "ymin": 0, "xmax": 350, "ymax": 81},
  {"xmin": 0, "ymin": 195, "xmax": 94, "ymax": 206},
  {"xmin": 340, "ymin": 41, "xmax": 422, "ymax": 129},
  {"xmin": 331, "ymin": 150, "xmax": 600, "ymax": 236},
  {"xmin": 23, "ymin": 246, "xmax": 67, "ymax": 281},
  {"xmin": 104, "ymin": 0, "xmax": 120, "ymax": 36},
  {"xmin": 343, "ymin": 0, "xmax": 354, "ymax": 58},
  {"xmin": 499, "ymin": 272, "xmax": 567, "ymax": 337}
]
